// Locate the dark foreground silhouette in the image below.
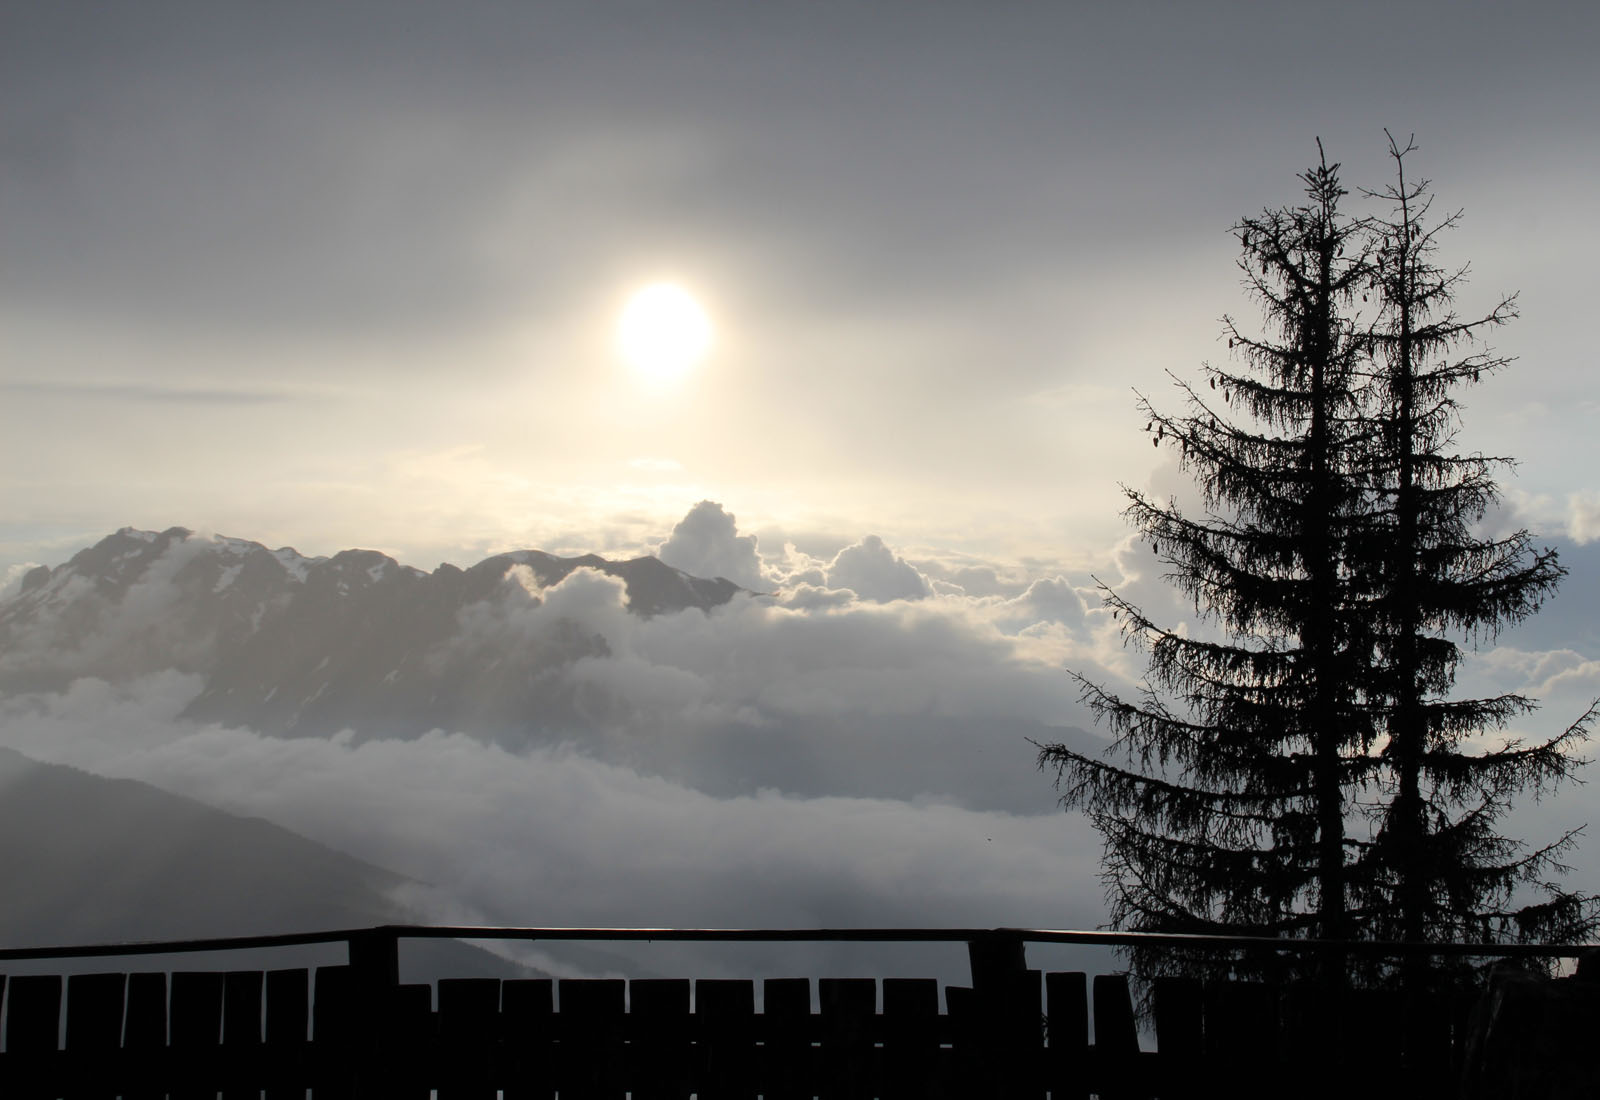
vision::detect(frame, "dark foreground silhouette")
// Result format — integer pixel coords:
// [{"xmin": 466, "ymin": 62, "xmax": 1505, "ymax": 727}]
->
[{"xmin": 0, "ymin": 925, "xmax": 1592, "ymax": 1098}]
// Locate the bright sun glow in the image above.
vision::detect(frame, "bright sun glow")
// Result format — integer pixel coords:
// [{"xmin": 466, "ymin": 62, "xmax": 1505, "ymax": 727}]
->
[{"xmin": 615, "ymin": 283, "xmax": 713, "ymax": 382}]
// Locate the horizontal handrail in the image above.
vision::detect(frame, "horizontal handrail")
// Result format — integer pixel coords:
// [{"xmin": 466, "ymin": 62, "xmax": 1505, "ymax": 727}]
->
[{"xmin": 0, "ymin": 923, "xmax": 1591, "ymax": 963}]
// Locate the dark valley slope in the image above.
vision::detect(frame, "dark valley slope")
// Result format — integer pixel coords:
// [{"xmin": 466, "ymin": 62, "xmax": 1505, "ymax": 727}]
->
[
  {"xmin": 0, "ymin": 745, "xmax": 403, "ymax": 947},
  {"xmin": 0, "ymin": 746, "xmax": 572, "ymax": 980}
]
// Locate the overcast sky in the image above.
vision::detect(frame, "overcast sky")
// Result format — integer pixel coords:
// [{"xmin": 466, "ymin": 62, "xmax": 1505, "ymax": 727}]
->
[{"xmin": 4, "ymin": 1, "xmax": 1597, "ymax": 576}]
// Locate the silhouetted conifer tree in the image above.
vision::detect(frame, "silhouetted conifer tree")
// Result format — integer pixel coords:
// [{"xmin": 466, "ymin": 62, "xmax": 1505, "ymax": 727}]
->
[
  {"xmin": 1037, "ymin": 146, "xmax": 1374, "ymax": 977},
  {"xmin": 1353, "ymin": 133, "xmax": 1597, "ymax": 959}
]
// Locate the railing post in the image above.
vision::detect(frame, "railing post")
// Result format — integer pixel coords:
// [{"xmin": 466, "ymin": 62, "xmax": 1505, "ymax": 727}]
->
[
  {"xmin": 348, "ymin": 927, "xmax": 401, "ymax": 990},
  {"xmin": 347, "ymin": 928, "xmax": 401, "ymax": 1099},
  {"xmin": 967, "ymin": 930, "xmax": 1027, "ymax": 990},
  {"xmin": 965, "ymin": 931, "xmax": 1041, "ymax": 1097}
]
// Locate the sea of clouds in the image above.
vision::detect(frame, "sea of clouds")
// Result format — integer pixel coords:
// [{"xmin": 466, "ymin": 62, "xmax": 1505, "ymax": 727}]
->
[{"xmin": 0, "ymin": 499, "xmax": 1594, "ymax": 980}]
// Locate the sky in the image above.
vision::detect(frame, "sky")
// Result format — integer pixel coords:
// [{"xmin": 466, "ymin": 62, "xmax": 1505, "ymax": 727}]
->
[
  {"xmin": 4, "ymin": 0, "xmax": 1598, "ymax": 576},
  {"xmin": 2, "ymin": 2, "xmax": 1598, "ymax": 975}
]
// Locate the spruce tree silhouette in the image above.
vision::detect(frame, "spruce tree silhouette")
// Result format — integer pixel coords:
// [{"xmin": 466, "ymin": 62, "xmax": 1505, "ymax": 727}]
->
[
  {"xmin": 1038, "ymin": 145, "xmax": 1373, "ymax": 980},
  {"xmin": 1352, "ymin": 132, "xmax": 1597, "ymax": 968}
]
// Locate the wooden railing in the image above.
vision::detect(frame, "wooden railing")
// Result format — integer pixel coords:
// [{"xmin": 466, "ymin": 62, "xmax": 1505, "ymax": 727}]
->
[{"xmin": 0, "ymin": 925, "xmax": 1586, "ymax": 1098}]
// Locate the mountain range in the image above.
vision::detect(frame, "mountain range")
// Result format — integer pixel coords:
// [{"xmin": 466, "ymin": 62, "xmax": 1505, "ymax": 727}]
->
[
  {"xmin": 1, "ymin": 526, "xmax": 742, "ymax": 742},
  {"xmin": 0, "ymin": 525, "xmax": 1093, "ymax": 810}
]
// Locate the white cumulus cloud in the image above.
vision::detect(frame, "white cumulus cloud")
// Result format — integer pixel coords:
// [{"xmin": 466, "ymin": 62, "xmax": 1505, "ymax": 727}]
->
[
  {"xmin": 656, "ymin": 500, "xmax": 768, "ymax": 591},
  {"xmin": 823, "ymin": 535, "xmax": 929, "ymax": 603}
]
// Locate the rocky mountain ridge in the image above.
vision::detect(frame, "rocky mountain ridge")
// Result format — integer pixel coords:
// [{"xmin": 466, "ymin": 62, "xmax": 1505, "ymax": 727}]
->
[{"xmin": 0, "ymin": 526, "xmax": 744, "ymax": 742}]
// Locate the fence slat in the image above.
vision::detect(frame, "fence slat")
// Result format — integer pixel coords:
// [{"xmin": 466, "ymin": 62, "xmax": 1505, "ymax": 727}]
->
[
  {"xmin": 1353, "ymin": 988, "xmax": 1402, "ymax": 1093},
  {"xmin": 1152, "ymin": 976, "xmax": 1202, "ymax": 1098},
  {"xmin": 1091, "ymin": 974, "xmax": 1141, "ymax": 1100},
  {"xmin": 819, "ymin": 978, "xmax": 875, "ymax": 1100},
  {"xmin": 1045, "ymin": 972, "xmax": 1089, "ymax": 1100},
  {"xmin": 65, "ymin": 972, "xmax": 126, "ymax": 1052},
  {"xmin": 263, "ymin": 967, "xmax": 309, "ymax": 1100},
  {"xmin": 1208, "ymin": 980, "xmax": 1279, "ymax": 1100},
  {"xmin": 6, "ymin": 974, "xmax": 62, "ymax": 1052},
  {"xmin": 559, "ymin": 978, "xmax": 626, "ymax": 1100},
  {"xmin": 5, "ymin": 974, "xmax": 62, "ymax": 1100},
  {"xmin": 65, "ymin": 972, "xmax": 126, "ymax": 1100},
  {"xmin": 944, "ymin": 984, "xmax": 978, "ymax": 1096},
  {"xmin": 1404, "ymin": 986, "xmax": 1454, "ymax": 1096},
  {"xmin": 218, "ymin": 969, "xmax": 265, "ymax": 1100},
  {"xmin": 961, "ymin": 969, "xmax": 1043, "ymax": 1099},
  {"xmin": 882, "ymin": 977, "xmax": 939, "ymax": 1100},
  {"xmin": 169, "ymin": 971, "xmax": 224, "ymax": 1100},
  {"xmin": 1448, "ymin": 986, "xmax": 1477, "ymax": 1087},
  {"xmin": 438, "ymin": 977, "xmax": 500, "ymax": 1100},
  {"xmin": 378, "ymin": 982, "xmax": 434, "ymax": 1100},
  {"xmin": 993, "ymin": 969, "xmax": 1044, "ymax": 1099},
  {"xmin": 313, "ymin": 964, "xmax": 357, "ymax": 1100},
  {"xmin": 266, "ymin": 968, "xmax": 309, "ymax": 1045},
  {"xmin": 121, "ymin": 972, "xmax": 168, "ymax": 1100},
  {"xmin": 762, "ymin": 978, "xmax": 813, "ymax": 1100},
  {"xmin": 501, "ymin": 978, "xmax": 554, "ymax": 1100},
  {"xmin": 171, "ymin": 971, "xmax": 224, "ymax": 1048},
  {"xmin": 698, "ymin": 978, "xmax": 756, "ymax": 1100},
  {"xmin": 630, "ymin": 978, "xmax": 691, "ymax": 1100},
  {"xmin": 223, "ymin": 969, "xmax": 264, "ymax": 1046}
]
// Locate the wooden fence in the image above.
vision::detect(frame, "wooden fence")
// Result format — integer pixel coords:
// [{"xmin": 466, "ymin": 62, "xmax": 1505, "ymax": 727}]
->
[{"xmin": 0, "ymin": 925, "xmax": 1569, "ymax": 1098}]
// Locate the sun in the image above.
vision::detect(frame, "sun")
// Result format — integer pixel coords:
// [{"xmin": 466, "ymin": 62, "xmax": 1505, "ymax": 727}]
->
[{"xmin": 615, "ymin": 283, "xmax": 713, "ymax": 383}]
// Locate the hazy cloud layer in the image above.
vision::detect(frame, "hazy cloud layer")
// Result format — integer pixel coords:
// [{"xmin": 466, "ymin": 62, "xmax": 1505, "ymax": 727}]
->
[
  {"xmin": 0, "ymin": 672, "xmax": 1104, "ymax": 979},
  {"xmin": 426, "ymin": 514, "xmax": 1121, "ymax": 809}
]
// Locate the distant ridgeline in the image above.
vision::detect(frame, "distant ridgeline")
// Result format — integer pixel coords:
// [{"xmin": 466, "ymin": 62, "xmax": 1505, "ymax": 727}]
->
[{"xmin": 0, "ymin": 527, "xmax": 744, "ymax": 742}]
